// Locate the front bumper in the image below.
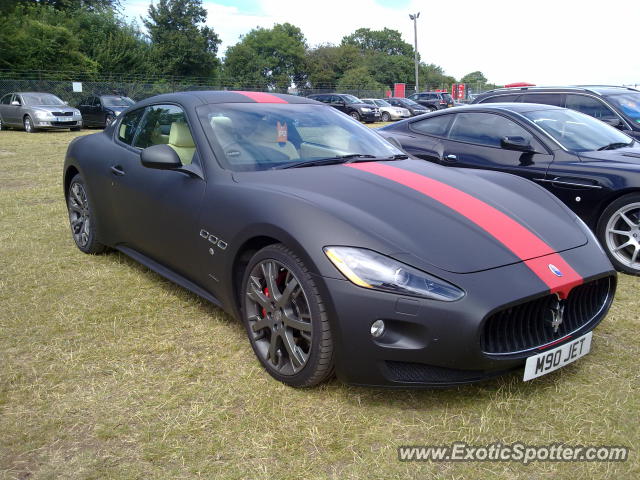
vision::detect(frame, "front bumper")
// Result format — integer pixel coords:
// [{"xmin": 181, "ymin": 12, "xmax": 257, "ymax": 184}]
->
[
  {"xmin": 360, "ymin": 110, "xmax": 381, "ymax": 122},
  {"xmin": 35, "ymin": 119, "xmax": 82, "ymax": 129},
  {"xmin": 320, "ymin": 247, "xmax": 616, "ymax": 387}
]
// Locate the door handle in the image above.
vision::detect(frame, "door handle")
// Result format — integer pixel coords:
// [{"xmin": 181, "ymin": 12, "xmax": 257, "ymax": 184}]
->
[
  {"xmin": 110, "ymin": 165, "xmax": 125, "ymax": 176},
  {"xmin": 444, "ymin": 154, "xmax": 457, "ymax": 162}
]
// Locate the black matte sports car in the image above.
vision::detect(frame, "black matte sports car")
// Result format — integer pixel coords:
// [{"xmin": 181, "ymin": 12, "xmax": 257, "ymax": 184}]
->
[
  {"xmin": 64, "ymin": 91, "xmax": 616, "ymax": 388},
  {"xmin": 379, "ymin": 103, "xmax": 640, "ymax": 276}
]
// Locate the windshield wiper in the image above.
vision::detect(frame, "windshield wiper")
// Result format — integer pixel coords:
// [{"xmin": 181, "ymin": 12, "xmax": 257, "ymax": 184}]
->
[
  {"xmin": 275, "ymin": 153, "xmax": 407, "ymax": 169},
  {"xmin": 597, "ymin": 141, "xmax": 633, "ymax": 151}
]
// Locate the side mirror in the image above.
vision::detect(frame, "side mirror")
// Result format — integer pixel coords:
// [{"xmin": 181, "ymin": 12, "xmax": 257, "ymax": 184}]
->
[
  {"xmin": 11, "ymin": 100, "xmax": 19, "ymax": 106},
  {"xmin": 141, "ymin": 144, "xmax": 182, "ymax": 169},
  {"xmin": 602, "ymin": 117, "xmax": 624, "ymax": 129},
  {"xmin": 501, "ymin": 136, "xmax": 534, "ymax": 152}
]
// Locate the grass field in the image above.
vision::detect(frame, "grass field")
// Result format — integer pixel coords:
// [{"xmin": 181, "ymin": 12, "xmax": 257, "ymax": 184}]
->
[{"xmin": 0, "ymin": 129, "xmax": 638, "ymax": 479}]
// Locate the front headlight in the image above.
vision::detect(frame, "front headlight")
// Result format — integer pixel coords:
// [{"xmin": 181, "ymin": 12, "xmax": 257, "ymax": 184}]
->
[
  {"xmin": 324, "ymin": 246, "xmax": 464, "ymax": 301},
  {"xmin": 34, "ymin": 111, "xmax": 53, "ymax": 119},
  {"xmin": 360, "ymin": 107, "xmax": 371, "ymax": 112}
]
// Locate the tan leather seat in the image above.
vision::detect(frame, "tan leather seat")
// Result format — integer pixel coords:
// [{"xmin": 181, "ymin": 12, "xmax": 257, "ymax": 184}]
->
[{"xmin": 168, "ymin": 122, "xmax": 195, "ymax": 164}]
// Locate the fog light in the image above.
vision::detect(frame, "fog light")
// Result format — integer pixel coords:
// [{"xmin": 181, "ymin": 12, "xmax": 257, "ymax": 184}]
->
[{"xmin": 370, "ymin": 319, "xmax": 385, "ymax": 338}]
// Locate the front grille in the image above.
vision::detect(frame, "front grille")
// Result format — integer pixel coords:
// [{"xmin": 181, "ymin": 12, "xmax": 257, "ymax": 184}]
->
[
  {"xmin": 52, "ymin": 111, "xmax": 73, "ymax": 116},
  {"xmin": 51, "ymin": 121, "xmax": 77, "ymax": 126},
  {"xmin": 481, "ymin": 277, "xmax": 613, "ymax": 355},
  {"xmin": 385, "ymin": 361, "xmax": 511, "ymax": 384}
]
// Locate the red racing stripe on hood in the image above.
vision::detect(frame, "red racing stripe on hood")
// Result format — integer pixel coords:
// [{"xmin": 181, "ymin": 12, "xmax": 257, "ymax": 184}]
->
[
  {"xmin": 346, "ymin": 162, "xmax": 583, "ymax": 298},
  {"xmin": 234, "ymin": 91, "xmax": 288, "ymax": 103}
]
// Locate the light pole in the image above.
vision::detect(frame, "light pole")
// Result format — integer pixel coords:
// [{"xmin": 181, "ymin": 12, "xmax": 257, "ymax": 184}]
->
[{"xmin": 409, "ymin": 12, "xmax": 420, "ymax": 93}]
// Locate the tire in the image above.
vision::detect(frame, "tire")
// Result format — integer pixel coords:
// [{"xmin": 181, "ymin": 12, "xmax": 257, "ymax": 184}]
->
[
  {"xmin": 241, "ymin": 244, "xmax": 334, "ymax": 387},
  {"xmin": 0, "ymin": 116, "xmax": 4, "ymax": 131},
  {"xmin": 70, "ymin": 127, "xmax": 81, "ymax": 132},
  {"xmin": 349, "ymin": 111, "xmax": 361, "ymax": 122},
  {"xmin": 105, "ymin": 115, "xmax": 115, "ymax": 128},
  {"xmin": 428, "ymin": 106, "xmax": 437, "ymax": 112},
  {"xmin": 596, "ymin": 193, "xmax": 640, "ymax": 275},
  {"xmin": 381, "ymin": 112, "xmax": 391, "ymax": 122},
  {"xmin": 23, "ymin": 115, "xmax": 36, "ymax": 133},
  {"xmin": 66, "ymin": 173, "xmax": 107, "ymax": 255}
]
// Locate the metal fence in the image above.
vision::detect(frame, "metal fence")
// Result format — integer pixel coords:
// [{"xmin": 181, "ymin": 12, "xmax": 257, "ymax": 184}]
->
[{"xmin": 0, "ymin": 70, "xmax": 491, "ymax": 104}]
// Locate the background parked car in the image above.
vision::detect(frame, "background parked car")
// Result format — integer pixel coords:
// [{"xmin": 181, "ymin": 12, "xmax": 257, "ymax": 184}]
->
[
  {"xmin": 408, "ymin": 91, "xmax": 455, "ymax": 111},
  {"xmin": 77, "ymin": 94, "xmax": 135, "ymax": 128},
  {"xmin": 386, "ymin": 97, "xmax": 429, "ymax": 116},
  {"xmin": 0, "ymin": 92, "xmax": 82, "ymax": 132},
  {"xmin": 379, "ymin": 103, "xmax": 640, "ymax": 275},
  {"xmin": 361, "ymin": 98, "xmax": 410, "ymax": 122},
  {"xmin": 472, "ymin": 86, "xmax": 640, "ymax": 140},
  {"xmin": 306, "ymin": 93, "xmax": 380, "ymax": 122}
]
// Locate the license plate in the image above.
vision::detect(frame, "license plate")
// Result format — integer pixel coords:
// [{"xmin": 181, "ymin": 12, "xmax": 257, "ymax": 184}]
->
[
  {"xmin": 523, "ymin": 332, "xmax": 592, "ymax": 381},
  {"xmin": 56, "ymin": 117, "xmax": 72, "ymax": 122}
]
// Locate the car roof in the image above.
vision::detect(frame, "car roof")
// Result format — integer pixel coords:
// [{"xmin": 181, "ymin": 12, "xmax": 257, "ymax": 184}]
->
[
  {"xmin": 446, "ymin": 103, "xmax": 566, "ymax": 114},
  {"xmin": 133, "ymin": 91, "xmax": 322, "ymax": 109},
  {"xmin": 479, "ymin": 85, "xmax": 639, "ymax": 97}
]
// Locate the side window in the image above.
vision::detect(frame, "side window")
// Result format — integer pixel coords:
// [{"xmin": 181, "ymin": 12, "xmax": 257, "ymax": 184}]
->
[
  {"xmin": 565, "ymin": 94, "xmax": 617, "ymax": 120},
  {"xmin": 448, "ymin": 112, "xmax": 534, "ymax": 148},
  {"xmin": 12, "ymin": 95, "xmax": 22, "ymax": 105},
  {"xmin": 95, "ymin": 97, "xmax": 103, "ymax": 107},
  {"xmin": 410, "ymin": 115, "xmax": 453, "ymax": 137},
  {"xmin": 480, "ymin": 94, "xmax": 519, "ymax": 103},
  {"xmin": 330, "ymin": 95, "xmax": 343, "ymax": 104},
  {"xmin": 0, "ymin": 94, "xmax": 11, "ymax": 105},
  {"xmin": 133, "ymin": 104, "xmax": 196, "ymax": 165},
  {"xmin": 117, "ymin": 108, "xmax": 145, "ymax": 145},
  {"xmin": 519, "ymin": 93, "xmax": 564, "ymax": 107}
]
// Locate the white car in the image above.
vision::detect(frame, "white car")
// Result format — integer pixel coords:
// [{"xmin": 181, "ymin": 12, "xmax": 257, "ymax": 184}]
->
[{"xmin": 362, "ymin": 98, "xmax": 411, "ymax": 122}]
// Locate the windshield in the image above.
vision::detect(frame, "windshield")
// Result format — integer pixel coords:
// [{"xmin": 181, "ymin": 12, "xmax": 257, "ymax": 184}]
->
[
  {"xmin": 523, "ymin": 108, "xmax": 634, "ymax": 152},
  {"xmin": 374, "ymin": 99, "xmax": 391, "ymax": 107},
  {"xmin": 342, "ymin": 95, "xmax": 362, "ymax": 104},
  {"xmin": 198, "ymin": 103, "xmax": 403, "ymax": 171},
  {"xmin": 605, "ymin": 93, "xmax": 640, "ymax": 123},
  {"xmin": 402, "ymin": 99, "xmax": 422, "ymax": 107},
  {"xmin": 21, "ymin": 93, "xmax": 64, "ymax": 106},
  {"xmin": 102, "ymin": 96, "xmax": 134, "ymax": 107}
]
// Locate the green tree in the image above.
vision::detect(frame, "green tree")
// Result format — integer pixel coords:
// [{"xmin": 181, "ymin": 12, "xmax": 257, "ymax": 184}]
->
[
  {"xmin": 336, "ymin": 66, "xmax": 384, "ymax": 92},
  {"xmin": 460, "ymin": 71, "xmax": 488, "ymax": 85},
  {"xmin": 223, "ymin": 23, "xmax": 307, "ymax": 90},
  {"xmin": 144, "ymin": 0, "xmax": 221, "ymax": 78},
  {"xmin": 305, "ymin": 44, "xmax": 362, "ymax": 87},
  {"xmin": 341, "ymin": 27, "xmax": 413, "ymax": 56},
  {"xmin": 420, "ymin": 63, "xmax": 456, "ymax": 90}
]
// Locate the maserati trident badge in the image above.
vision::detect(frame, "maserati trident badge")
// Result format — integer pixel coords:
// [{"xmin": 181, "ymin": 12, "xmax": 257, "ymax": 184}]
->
[{"xmin": 547, "ymin": 295, "xmax": 566, "ymax": 333}]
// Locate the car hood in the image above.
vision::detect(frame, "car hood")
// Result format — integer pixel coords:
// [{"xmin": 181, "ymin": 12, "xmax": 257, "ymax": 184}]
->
[
  {"xmin": 234, "ymin": 160, "xmax": 588, "ymax": 274},
  {"xmin": 30, "ymin": 105, "xmax": 77, "ymax": 114},
  {"xmin": 578, "ymin": 146, "xmax": 640, "ymax": 168}
]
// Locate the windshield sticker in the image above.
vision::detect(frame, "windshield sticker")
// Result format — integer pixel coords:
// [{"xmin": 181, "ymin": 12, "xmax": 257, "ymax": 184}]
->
[{"xmin": 277, "ymin": 121, "xmax": 288, "ymax": 144}]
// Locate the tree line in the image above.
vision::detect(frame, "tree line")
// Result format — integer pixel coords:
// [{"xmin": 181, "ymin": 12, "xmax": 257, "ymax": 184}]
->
[{"xmin": 0, "ymin": 0, "xmax": 496, "ymax": 92}]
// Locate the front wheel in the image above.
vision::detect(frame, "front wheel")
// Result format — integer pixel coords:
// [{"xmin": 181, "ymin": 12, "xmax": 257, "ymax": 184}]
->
[
  {"xmin": 241, "ymin": 244, "xmax": 334, "ymax": 387},
  {"xmin": 381, "ymin": 112, "xmax": 391, "ymax": 122},
  {"xmin": 23, "ymin": 115, "xmax": 36, "ymax": 133},
  {"xmin": 67, "ymin": 173, "xmax": 107, "ymax": 254},
  {"xmin": 105, "ymin": 115, "xmax": 115, "ymax": 128},
  {"xmin": 597, "ymin": 193, "xmax": 640, "ymax": 275},
  {"xmin": 349, "ymin": 111, "xmax": 361, "ymax": 122}
]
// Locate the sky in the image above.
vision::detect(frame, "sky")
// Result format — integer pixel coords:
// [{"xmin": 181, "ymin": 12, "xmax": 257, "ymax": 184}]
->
[{"xmin": 121, "ymin": 0, "xmax": 640, "ymax": 86}]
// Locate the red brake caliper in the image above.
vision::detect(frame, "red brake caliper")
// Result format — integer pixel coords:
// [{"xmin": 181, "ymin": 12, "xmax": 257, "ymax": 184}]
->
[{"xmin": 261, "ymin": 287, "xmax": 270, "ymax": 318}]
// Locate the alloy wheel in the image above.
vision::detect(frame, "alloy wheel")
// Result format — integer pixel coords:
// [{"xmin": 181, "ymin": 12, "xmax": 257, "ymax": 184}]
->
[
  {"xmin": 605, "ymin": 202, "xmax": 640, "ymax": 271},
  {"xmin": 67, "ymin": 181, "xmax": 91, "ymax": 248},
  {"xmin": 24, "ymin": 116, "xmax": 33, "ymax": 133},
  {"xmin": 245, "ymin": 259, "xmax": 312, "ymax": 375}
]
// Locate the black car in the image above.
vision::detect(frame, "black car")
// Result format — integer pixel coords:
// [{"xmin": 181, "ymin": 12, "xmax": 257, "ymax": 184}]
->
[
  {"xmin": 386, "ymin": 97, "xmax": 429, "ymax": 116},
  {"xmin": 408, "ymin": 91, "xmax": 455, "ymax": 111},
  {"xmin": 306, "ymin": 93, "xmax": 380, "ymax": 122},
  {"xmin": 379, "ymin": 103, "xmax": 640, "ymax": 275},
  {"xmin": 472, "ymin": 86, "xmax": 640, "ymax": 140},
  {"xmin": 64, "ymin": 91, "xmax": 615, "ymax": 388},
  {"xmin": 77, "ymin": 94, "xmax": 135, "ymax": 128}
]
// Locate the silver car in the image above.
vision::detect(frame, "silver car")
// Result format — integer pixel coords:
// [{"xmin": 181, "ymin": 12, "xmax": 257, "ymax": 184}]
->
[
  {"xmin": 0, "ymin": 92, "xmax": 83, "ymax": 132},
  {"xmin": 361, "ymin": 98, "xmax": 411, "ymax": 122}
]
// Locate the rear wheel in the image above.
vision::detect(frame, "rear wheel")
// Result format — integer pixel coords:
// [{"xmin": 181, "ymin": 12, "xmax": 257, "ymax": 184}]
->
[
  {"xmin": 67, "ymin": 173, "xmax": 107, "ymax": 254},
  {"xmin": 241, "ymin": 244, "xmax": 334, "ymax": 387},
  {"xmin": 597, "ymin": 193, "xmax": 640, "ymax": 275},
  {"xmin": 23, "ymin": 115, "xmax": 36, "ymax": 133}
]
